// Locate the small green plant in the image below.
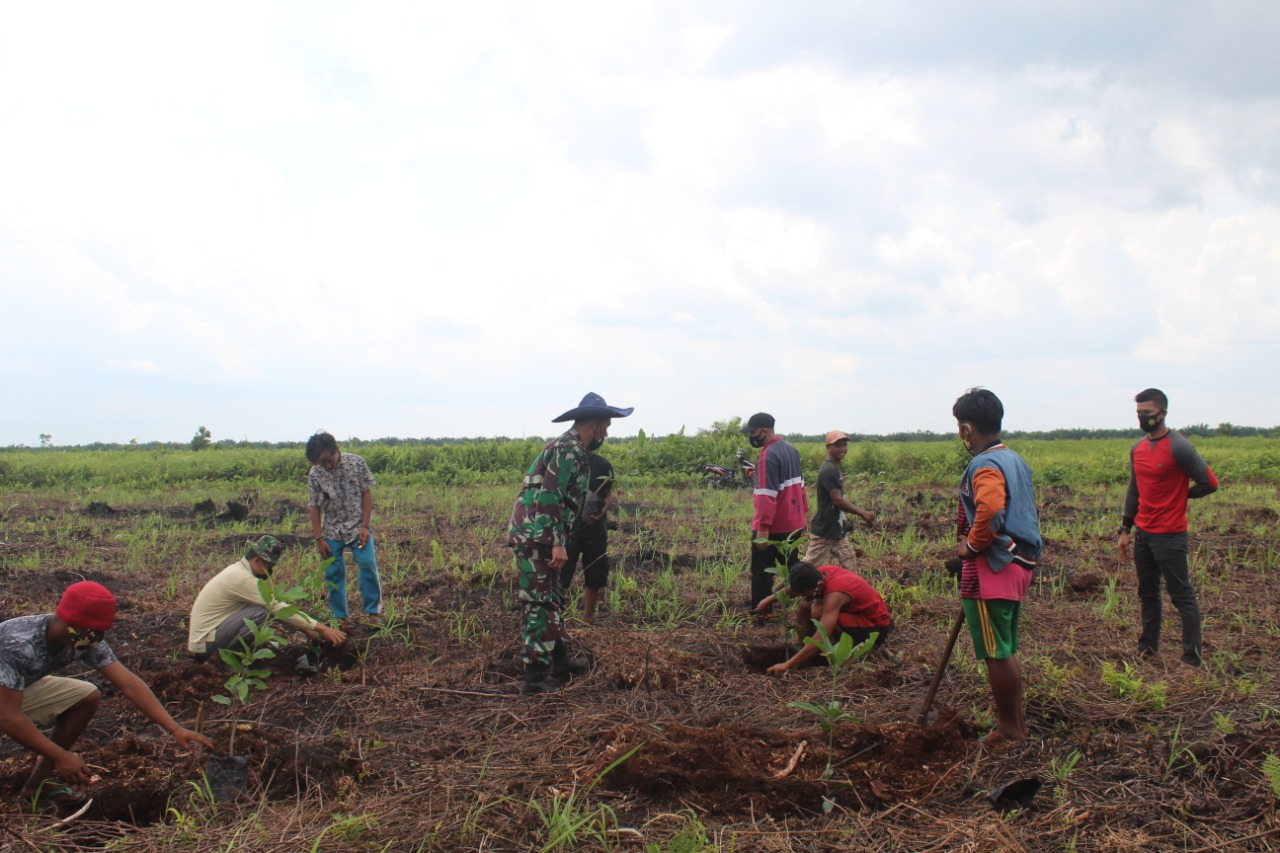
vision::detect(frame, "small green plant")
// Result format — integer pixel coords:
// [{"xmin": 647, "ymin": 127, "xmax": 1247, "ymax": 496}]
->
[
  {"xmin": 1262, "ymin": 753, "xmax": 1280, "ymax": 799},
  {"xmin": 1047, "ymin": 749, "xmax": 1082, "ymax": 783},
  {"xmin": 1100, "ymin": 661, "xmax": 1167, "ymax": 710},
  {"xmin": 1211, "ymin": 712, "xmax": 1235, "ymax": 736},
  {"xmin": 643, "ymin": 808, "xmax": 711, "ymax": 852},
  {"xmin": 789, "ymin": 624, "xmax": 878, "ymax": 779},
  {"xmin": 528, "ymin": 745, "xmax": 641, "ymax": 852},
  {"xmin": 213, "ymin": 577, "xmax": 310, "ymax": 705}
]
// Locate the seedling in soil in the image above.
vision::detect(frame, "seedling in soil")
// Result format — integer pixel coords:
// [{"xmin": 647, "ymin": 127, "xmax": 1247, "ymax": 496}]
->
[
  {"xmin": 1047, "ymin": 749, "xmax": 1082, "ymax": 783},
  {"xmin": 1100, "ymin": 661, "xmax": 1166, "ymax": 710},
  {"xmin": 789, "ymin": 623, "xmax": 878, "ymax": 779},
  {"xmin": 527, "ymin": 744, "xmax": 641, "ymax": 852},
  {"xmin": 213, "ymin": 577, "xmax": 310, "ymax": 705},
  {"xmin": 1262, "ymin": 753, "xmax": 1280, "ymax": 799}
]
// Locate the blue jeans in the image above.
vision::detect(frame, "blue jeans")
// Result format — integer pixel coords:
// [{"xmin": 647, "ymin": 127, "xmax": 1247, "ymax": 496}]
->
[{"xmin": 325, "ymin": 535, "xmax": 382, "ymax": 618}]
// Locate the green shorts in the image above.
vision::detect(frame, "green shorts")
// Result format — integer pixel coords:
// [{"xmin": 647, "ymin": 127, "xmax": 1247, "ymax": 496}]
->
[{"xmin": 961, "ymin": 599, "xmax": 1022, "ymax": 662}]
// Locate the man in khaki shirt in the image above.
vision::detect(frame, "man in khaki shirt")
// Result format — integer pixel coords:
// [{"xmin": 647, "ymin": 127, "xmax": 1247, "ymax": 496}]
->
[{"xmin": 188, "ymin": 536, "xmax": 346, "ymax": 661}]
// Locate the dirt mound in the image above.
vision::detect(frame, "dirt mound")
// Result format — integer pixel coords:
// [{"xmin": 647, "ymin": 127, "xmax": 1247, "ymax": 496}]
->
[{"xmin": 600, "ymin": 717, "xmax": 975, "ymax": 815}]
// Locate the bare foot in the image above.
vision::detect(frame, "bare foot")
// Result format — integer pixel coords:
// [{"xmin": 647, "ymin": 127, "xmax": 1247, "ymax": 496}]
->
[{"xmin": 980, "ymin": 729, "xmax": 1025, "ymax": 752}]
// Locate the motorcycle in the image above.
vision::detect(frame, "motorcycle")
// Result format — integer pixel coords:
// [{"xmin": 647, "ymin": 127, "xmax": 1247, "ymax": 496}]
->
[{"xmin": 700, "ymin": 449, "xmax": 755, "ymax": 489}]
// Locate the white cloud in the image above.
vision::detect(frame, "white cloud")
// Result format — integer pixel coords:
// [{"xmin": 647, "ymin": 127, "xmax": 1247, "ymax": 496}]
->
[{"xmin": 1, "ymin": 2, "xmax": 1277, "ymax": 444}]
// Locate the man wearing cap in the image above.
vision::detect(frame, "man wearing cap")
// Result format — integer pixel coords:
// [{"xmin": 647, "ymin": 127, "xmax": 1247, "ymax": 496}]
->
[
  {"xmin": 0, "ymin": 581, "xmax": 213, "ymax": 807},
  {"xmin": 188, "ymin": 536, "xmax": 348, "ymax": 663},
  {"xmin": 305, "ymin": 430, "xmax": 382, "ymax": 623},
  {"xmin": 755, "ymin": 562, "xmax": 893, "ymax": 674},
  {"xmin": 803, "ymin": 430, "xmax": 875, "ymax": 570},
  {"xmin": 508, "ymin": 392, "xmax": 633, "ymax": 694},
  {"xmin": 743, "ymin": 413, "xmax": 809, "ymax": 610}
]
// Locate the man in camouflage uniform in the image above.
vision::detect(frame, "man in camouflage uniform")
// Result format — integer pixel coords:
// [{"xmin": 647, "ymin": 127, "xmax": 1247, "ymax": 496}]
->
[{"xmin": 508, "ymin": 392, "xmax": 633, "ymax": 694}]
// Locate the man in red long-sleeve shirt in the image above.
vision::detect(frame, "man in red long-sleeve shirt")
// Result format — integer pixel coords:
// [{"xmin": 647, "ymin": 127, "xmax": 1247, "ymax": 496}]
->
[
  {"xmin": 742, "ymin": 413, "xmax": 809, "ymax": 610},
  {"xmin": 1118, "ymin": 388, "xmax": 1218, "ymax": 668}
]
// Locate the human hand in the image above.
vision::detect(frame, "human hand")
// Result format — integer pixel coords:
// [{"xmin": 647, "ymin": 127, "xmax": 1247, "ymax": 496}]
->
[
  {"xmin": 53, "ymin": 749, "xmax": 91, "ymax": 785},
  {"xmin": 318, "ymin": 625, "xmax": 348, "ymax": 646},
  {"xmin": 172, "ymin": 727, "xmax": 215, "ymax": 751},
  {"xmin": 1117, "ymin": 530, "xmax": 1130, "ymax": 560},
  {"xmin": 316, "ymin": 539, "xmax": 332, "ymax": 559},
  {"xmin": 954, "ymin": 541, "xmax": 974, "ymax": 560},
  {"xmin": 766, "ymin": 662, "xmax": 789, "ymax": 676},
  {"xmin": 549, "ymin": 545, "xmax": 568, "ymax": 570},
  {"xmin": 357, "ymin": 526, "xmax": 370, "ymax": 547},
  {"xmin": 861, "ymin": 510, "xmax": 875, "ymax": 524}
]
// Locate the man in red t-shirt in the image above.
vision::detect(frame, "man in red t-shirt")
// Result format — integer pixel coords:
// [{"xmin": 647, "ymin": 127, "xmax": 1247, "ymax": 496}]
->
[
  {"xmin": 1118, "ymin": 388, "xmax": 1218, "ymax": 667},
  {"xmin": 755, "ymin": 562, "xmax": 892, "ymax": 675}
]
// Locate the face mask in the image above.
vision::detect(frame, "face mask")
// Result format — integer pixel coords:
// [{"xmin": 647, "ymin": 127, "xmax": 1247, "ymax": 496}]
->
[
  {"xmin": 67, "ymin": 626, "xmax": 104, "ymax": 649},
  {"xmin": 748, "ymin": 434, "xmax": 766, "ymax": 449},
  {"xmin": 587, "ymin": 437, "xmax": 604, "ymax": 452},
  {"xmin": 1138, "ymin": 412, "xmax": 1163, "ymax": 433}
]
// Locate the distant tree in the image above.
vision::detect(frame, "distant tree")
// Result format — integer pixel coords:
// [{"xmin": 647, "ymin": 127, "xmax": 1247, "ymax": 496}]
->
[
  {"xmin": 191, "ymin": 426, "xmax": 213, "ymax": 450},
  {"xmin": 39, "ymin": 433, "xmax": 52, "ymax": 448},
  {"xmin": 1216, "ymin": 422, "xmax": 1234, "ymax": 436},
  {"xmin": 696, "ymin": 417, "xmax": 743, "ymax": 439}
]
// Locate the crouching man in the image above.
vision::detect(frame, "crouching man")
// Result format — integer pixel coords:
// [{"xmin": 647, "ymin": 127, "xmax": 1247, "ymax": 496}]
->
[
  {"xmin": 188, "ymin": 536, "xmax": 347, "ymax": 663},
  {"xmin": 755, "ymin": 562, "xmax": 893, "ymax": 675},
  {"xmin": 0, "ymin": 581, "xmax": 213, "ymax": 807}
]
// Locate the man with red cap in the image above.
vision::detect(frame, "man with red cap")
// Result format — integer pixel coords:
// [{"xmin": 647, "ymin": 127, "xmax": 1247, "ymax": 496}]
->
[
  {"xmin": 803, "ymin": 430, "xmax": 875, "ymax": 570},
  {"xmin": 0, "ymin": 581, "xmax": 213, "ymax": 808}
]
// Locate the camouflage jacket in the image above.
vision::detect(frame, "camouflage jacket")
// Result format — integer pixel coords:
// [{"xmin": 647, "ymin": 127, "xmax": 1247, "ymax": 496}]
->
[{"xmin": 507, "ymin": 429, "xmax": 590, "ymax": 550}]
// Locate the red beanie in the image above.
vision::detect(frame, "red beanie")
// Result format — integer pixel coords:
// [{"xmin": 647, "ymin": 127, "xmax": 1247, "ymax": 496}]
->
[{"xmin": 56, "ymin": 581, "xmax": 117, "ymax": 631}]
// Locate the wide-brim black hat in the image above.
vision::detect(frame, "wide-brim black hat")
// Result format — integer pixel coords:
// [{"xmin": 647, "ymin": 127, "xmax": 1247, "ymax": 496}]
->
[{"xmin": 552, "ymin": 392, "xmax": 635, "ymax": 423}]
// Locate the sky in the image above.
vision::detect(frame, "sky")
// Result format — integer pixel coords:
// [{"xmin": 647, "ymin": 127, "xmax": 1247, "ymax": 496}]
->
[{"xmin": 3, "ymin": 2, "xmax": 1278, "ymax": 446}]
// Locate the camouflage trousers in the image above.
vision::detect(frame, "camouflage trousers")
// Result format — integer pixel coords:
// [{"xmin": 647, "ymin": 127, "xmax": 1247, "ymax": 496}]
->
[{"xmin": 514, "ymin": 547, "xmax": 564, "ymax": 665}]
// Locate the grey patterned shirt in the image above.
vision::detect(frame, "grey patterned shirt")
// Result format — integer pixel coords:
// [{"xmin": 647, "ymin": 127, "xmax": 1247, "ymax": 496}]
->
[
  {"xmin": 307, "ymin": 452, "xmax": 376, "ymax": 543},
  {"xmin": 0, "ymin": 615, "xmax": 117, "ymax": 691}
]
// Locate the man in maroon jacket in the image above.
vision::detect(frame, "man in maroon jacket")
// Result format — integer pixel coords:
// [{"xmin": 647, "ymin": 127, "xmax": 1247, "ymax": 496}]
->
[
  {"xmin": 1118, "ymin": 388, "xmax": 1219, "ymax": 668},
  {"xmin": 742, "ymin": 413, "xmax": 809, "ymax": 610}
]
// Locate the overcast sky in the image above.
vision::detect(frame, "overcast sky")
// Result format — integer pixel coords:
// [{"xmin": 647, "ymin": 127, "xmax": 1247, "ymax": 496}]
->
[{"xmin": 3, "ymin": 2, "xmax": 1277, "ymax": 446}]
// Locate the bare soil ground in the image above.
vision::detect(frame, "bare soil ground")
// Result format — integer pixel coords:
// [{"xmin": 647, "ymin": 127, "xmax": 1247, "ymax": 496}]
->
[{"xmin": 1, "ymin": 485, "xmax": 1279, "ymax": 851}]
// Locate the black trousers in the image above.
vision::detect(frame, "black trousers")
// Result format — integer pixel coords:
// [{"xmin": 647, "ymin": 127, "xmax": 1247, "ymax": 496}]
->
[
  {"xmin": 750, "ymin": 529, "xmax": 804, "ymax": 608},
  {"xmin": 1134, "ymin": 529, "xmax": 1202, "ymax": 664}
]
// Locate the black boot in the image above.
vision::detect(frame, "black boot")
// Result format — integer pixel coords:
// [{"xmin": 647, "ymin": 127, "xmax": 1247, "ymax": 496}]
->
[
  {"xmin": 551, "ymin": 643, "xmax": 590, "ymax": 681},
  {"xmin": 521, "ymin": 662, "xmax": 562, "ymax": 695}
]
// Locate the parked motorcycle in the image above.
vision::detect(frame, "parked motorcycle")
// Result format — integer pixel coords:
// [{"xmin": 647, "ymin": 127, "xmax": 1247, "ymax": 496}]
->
[{"xmin": 700, "ymin": 449, "xmax": 755, "ymax": 489}]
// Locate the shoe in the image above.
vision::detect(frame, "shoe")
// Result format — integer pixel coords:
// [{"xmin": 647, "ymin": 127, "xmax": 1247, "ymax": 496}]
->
[
  {"xmin": 550, "ymin": 643, "xmax": 590, "ymax": 680},
  {"xmin": 521, "ymin": 663, "xmax": 563, "ymax": 695},
  {"xmin": 1181, "ymin": 654, "xmax": 1203, "ymax": 668},
  {"xmin": 29, "ymin": 783, "xmax": 91, "ymax": 810}
]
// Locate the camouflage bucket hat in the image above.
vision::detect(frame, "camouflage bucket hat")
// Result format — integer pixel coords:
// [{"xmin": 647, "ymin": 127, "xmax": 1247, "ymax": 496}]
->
[{"xmin": 246, "ymin": 535, "xmax": 285, "ymax": 565}]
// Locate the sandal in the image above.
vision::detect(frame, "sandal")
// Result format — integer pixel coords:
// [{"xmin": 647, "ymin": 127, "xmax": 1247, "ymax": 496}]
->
[{"xmin": 29, "ymin": 783, "xmax": 91, "ymax": 809}]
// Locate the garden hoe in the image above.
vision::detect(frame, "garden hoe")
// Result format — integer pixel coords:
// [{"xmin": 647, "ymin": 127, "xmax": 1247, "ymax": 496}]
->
[{"xmin": 916, "ymin": 609, "xmax": 965, "ymax": 725}]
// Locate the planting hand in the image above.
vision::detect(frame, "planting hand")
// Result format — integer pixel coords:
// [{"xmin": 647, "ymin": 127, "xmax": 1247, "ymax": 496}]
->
[
  {"xmin": 314, "ymin": 624, "xmax": 348, "ymax": 646},
  {"xmin": 767, "ymin": 661, "xmax": 790, "ymax": 676},
  {"xmin": 171, "ymin": 727, "xmax": 214, "ymax": 751},
  {"xmin": 859, "ymin": 509, "xmax": 875, "ymax": 525},
  {"xmin": 53, "ymin": 749, "xmax": 92, "ymax": 785}
]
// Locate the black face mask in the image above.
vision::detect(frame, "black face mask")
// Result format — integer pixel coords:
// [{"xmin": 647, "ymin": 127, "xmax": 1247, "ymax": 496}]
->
[
  {"xmin": 587, "ymin": 437, "xmax": 604, "ymax": 452},
  {"xmin": 1138, "ymin": 412, "xmax": 1163, "ymax": 433},
  {"xmin": 748, "ymin": 434, "xmax": 766, "ymax": 449}
]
